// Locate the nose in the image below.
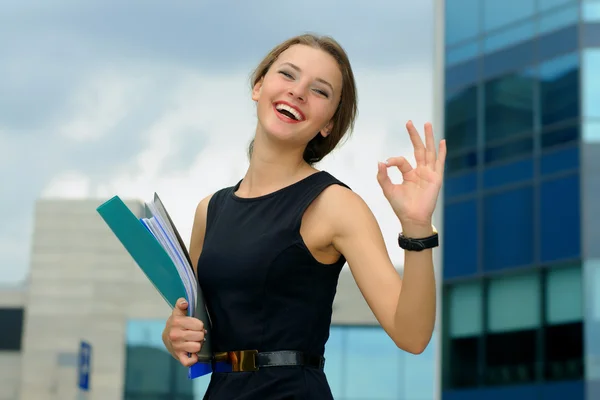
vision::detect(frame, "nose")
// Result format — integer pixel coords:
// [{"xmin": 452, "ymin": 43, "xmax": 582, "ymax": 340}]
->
[{"xmin": 288, "ymin": 82, "xmax": 308, "ymax": 103}]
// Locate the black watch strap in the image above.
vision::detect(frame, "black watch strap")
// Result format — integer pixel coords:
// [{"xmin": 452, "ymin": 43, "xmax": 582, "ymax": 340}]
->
[{"xmin": 398, "ymin": 232, "xmax": 439, "ymax": 252}]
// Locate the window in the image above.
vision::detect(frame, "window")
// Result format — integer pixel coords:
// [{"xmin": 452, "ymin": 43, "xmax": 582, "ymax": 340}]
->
[
  {"xmin": 483, "ymin": 0, "xmax": 535, "ymax": 32},
  {"xmin": 539, "ymin": 174, "xmax": 581, "ymax": 263},
  {"xmin": 124, "ymin": 320, "xmax": 210, "ymax": 399},
  {"xmin": 344, "ymin": 328, "xmax": 401, "ymax": 399},
  {"xmin": 327, "ymin": 326, "xmax": 436, "ymax": 400},
  {"xmin": 483, "ymin": 157, "xmax": 533, "ymax": 189},
  {"xmin": 583, "ymin": 49, "xmax": 600, "ymax": 119},
  {"xmin": 482, "ymin": 36, "xmax": 535, "ymax": 80},
  {"xmin": 445, "ymin": 85, "xmax": 478, "ymax": 153},
  {"xmin": 445, "ymin": 171, "xmax": 477, "ymax": 198},
  {"xmin": 446, "ymin": 60, "xmax": 478, "ymax": 92},
  {"xmin": 447, "ymin": 41, "xmax": 479, "ymax": 67},
  {"xmin": 484, "ymin": 69, "xmax": 535, "ymax": 145},
  {"xmin": 123, "ymin": 321, "xmax": 437, "ymax": 400},
  {"xmin": 444, "ymin": 282, "xmax": 483, "ymax": 389},
  {"xmin": 484, "ymin": 21, "xmax": 535, "ymax": 54},
  {"xmin": 541, "ymin": 124, "xmax": 579, "ymax": 151},
  {"xmin": 484, "ymin": 134, "xmax": 533, "ymax": 165},
  {"xmin": 538, "ymin": 25, "xmax": 578, "ymax": 63},
  {"xmin": 539, "ymin": 53, "xmax": 579, "ymax": 127},
  {"xmin": 445, "ymin": 0, "xmax": 480, "ymax": 46},
  {"xmin": 583, "ymin": 2, "xmax": 600, "ymax": 22},
  {"xmin": 538, "ymin": 3, "xmax": 579, "ymax": 34},
  {"xmin": 0, "ymin": 308, "xmax": 23, "ymax": 351},
  {"xmin": 544, "ymin": 264, "xmax": 584, "ymax": 381},
  {"xmin": 483, "ymin": 185, "xmax": 534, "ymax": 271},
  {"xmin": 443, "ymin": 199, "xmax": 478, "ymax": 279},
  {"xmin": 540, "ymin": 138, "xmax": 579, "ymax": 175},
  {"xmin": 486, "ymin": 272, "xmax": 541, "ymax": 385},
  {"xmin": 539, "ymin": 0, "xmax": 575, "ymax": 13}
]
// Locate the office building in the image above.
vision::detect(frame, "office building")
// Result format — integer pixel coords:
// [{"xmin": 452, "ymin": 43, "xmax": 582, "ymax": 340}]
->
[
  {"xmin": 440, "ymin": 1, "xmax": 599, "ymax": 399},
  {"xmin": 1, "ymin": 198, "xmax": 437, "ymax": 400}
]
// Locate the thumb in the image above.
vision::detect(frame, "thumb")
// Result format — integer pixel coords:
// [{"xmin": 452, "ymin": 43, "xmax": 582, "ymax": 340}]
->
[
  {"xmin": 376, "ymin": 162, "xmax": 393, "ymax": 198},
  {"xmin": 173, "ymin": 298, "xmax": 188, "ymax": 315}
]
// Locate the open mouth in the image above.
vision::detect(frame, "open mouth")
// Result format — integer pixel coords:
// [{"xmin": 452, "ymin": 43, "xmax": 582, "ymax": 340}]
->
[{"xmin": 274, "ymin": 103, "xmax": 304, "ymax": 122}]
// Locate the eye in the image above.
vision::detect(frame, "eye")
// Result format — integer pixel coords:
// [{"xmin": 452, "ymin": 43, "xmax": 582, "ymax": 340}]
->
[
  {"xmin": 279, "ymin": 71, "xmax": 293, "ymax": 79},
  {"xmin": 313, "ymin": 88, "xmax": 329, "ymax": 98}
]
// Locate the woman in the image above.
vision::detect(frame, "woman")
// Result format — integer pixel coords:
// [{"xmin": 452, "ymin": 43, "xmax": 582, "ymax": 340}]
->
[{"xmin": 162, "ymin": 33, "xmax": 446, "ymax": 399}]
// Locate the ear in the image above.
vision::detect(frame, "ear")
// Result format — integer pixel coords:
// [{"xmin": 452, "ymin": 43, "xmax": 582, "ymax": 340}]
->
[
  {"xmin": 319, "ymin": 120, "xmax": 334, "ymax": 137},
  {"xmin": 252, "ymin": 79, "xmax": 263, "ymax": 102}
]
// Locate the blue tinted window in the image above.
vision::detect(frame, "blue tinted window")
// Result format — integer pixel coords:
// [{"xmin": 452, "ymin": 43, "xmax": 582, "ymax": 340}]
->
[
  {"xmin": 447, "ymin": 41, "xmax": 479, "ymax": 66},
  {"xmin": 124, "ymin": 319, "xmax": 211, "ymax": 399},
  {"xmin": 483, "ymin": 0, "xmax": 535, "ymax": 32},
  {"xmin": 539, "ymin": 0, "xmax": 576, "ymax": 12},
  {"xmin": 446, "ymin": 59, "xmax": 478, "ymax": 91},
  {"xmin": 446, "ymin": 0, "xmax": 480, "ymax": 45},
  {"xmin": 540, "ymin": 144, "xmax": 579, "ymax": 175},
  {"xmin": 546, "ymin": 264, "xmax": 583, "ymax": 324},
  {"xmin": 444, "ymin": 199, "xmax": 478, "ymax": 279},
  {"xmin": 449, "ymin": 282, "xmax": 483, "ymax": 337},
  {"xmin": 484, "ymin": 69, "xmax": 535, "ymax": 144},
  {"xmin": 323, "ymin": 327, "xmax": 345, "ymax": 397},
  {"xmin": 540, "ymin": 174, "xmax": 581, "ymax": 263},
  {"xmin": 445, "ymin": 85, "xmax": 478, "ymax": 152},
  {"xmin": 488, "ymin": 272, "xmax": 541, "ymax": 332},
  {"xmin": 539, "ymin": 53, "xmax": 579, "ymax": 127},
  {"xmin": 484, "ymin": 21, "xmax": 535, "ymax": 53},
  {"xmin": 344, "ymin": 327, "xmax": 401, "ymax": 399},
  {"xmin": 400, "ymin": 339, "xmax": 436, "ymax": 399},
  {"xmin": 538, "ymin": 25, "xmax": 578, "ymax": 62},
  {"xmin": 483, "ymin": 40, "xmax": 535, "ymax": 80},
  {"xmin": 583, "ymin": 2, "xmax": 600, "ymax": 22},
  {"xmin": 447, "ymin": 151, "xmax": 479, "ymax": 174},
  {"xmin": 539, "ymin": 4, "xmax": 579, "ymax": 34},
  {"xmin": 541, "ymin": 124, "xmax": 579, "ymax": 150},
  {"xmin": 483, "ymin": 185, "xmax": 534, "ymax": 271},
  {"xmin": 445, "ymin": 171, "xmax": 477, "ymax": 198},
  {"xmin": 583, "ymin": 49, "xmax": 600, "ymax": 119},
  {"xmin": 483, "ymin": 157, "xmax": 533, "ymax": 189},
  {"xmin": 484, "ymin": 135, "xmax": 533, "ymax": 164}
]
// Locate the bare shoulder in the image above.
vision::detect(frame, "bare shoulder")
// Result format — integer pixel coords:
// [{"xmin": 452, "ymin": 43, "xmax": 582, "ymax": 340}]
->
[
  {"xmin": 316, "ymin": 183, "xmax": 378, "ymax": 232},
  {"xmin": 189, "ymin": 193, "xmax": 215, "ymax": 272}
]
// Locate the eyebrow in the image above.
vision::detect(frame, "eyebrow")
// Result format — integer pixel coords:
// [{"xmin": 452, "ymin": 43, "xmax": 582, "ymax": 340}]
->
[{"xmin": 281, "ymin": 62, "xmax": 334, "ymax": 93}]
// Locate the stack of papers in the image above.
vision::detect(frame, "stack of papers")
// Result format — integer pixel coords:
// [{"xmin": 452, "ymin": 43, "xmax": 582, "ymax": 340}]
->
[{"xmin": 96, "ymin": 193, "xmax": 213, "ymax": 379}]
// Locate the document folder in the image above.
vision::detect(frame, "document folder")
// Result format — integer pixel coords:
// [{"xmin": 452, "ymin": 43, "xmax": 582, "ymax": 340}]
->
[{"xmin": 96, "ymin": 194, "xmax": 213, "ymax": 379}]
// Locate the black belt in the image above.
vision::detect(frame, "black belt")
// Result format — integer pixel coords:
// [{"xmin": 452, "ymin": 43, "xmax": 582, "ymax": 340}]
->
[{"xmin": 212, "ymin": 350, "xmax": 325, "ymax": 372}]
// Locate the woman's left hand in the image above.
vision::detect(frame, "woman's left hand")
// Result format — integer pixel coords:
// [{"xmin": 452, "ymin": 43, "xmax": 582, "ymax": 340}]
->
[{"xmin": 376, "ymin": 120, "xmax": 446, "ymax": 235}]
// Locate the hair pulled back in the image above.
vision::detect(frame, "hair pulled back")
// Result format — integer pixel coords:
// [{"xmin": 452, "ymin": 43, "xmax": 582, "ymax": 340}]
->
[{"xmin": 248, "ymin": 33, "xmax": 358, "ymax": 165}]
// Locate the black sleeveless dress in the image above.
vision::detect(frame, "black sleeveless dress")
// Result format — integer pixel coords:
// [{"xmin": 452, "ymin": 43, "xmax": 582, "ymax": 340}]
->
[{"xmin": 196, "ymin": 171, "xmax": 350, "ymax": 400}]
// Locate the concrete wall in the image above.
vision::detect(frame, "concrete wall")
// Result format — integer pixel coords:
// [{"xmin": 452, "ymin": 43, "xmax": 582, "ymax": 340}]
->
[{"xmin": 12, "ymin": 198, "xmax": 385, "ymax": 400}]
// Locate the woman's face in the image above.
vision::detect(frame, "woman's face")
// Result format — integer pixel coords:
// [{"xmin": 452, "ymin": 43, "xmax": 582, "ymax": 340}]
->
[{"xmin": 252, "ymin": 44, "xmax": 343, "ymax": 148}]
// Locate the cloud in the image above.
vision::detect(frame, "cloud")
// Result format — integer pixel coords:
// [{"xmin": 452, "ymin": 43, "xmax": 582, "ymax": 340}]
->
[{"xmin": 0, "ymin": 0, "xmax": 434, "ymax": 283}]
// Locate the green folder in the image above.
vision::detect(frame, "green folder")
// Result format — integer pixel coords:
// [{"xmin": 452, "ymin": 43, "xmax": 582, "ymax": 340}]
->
[{"xmin": 96, "ymin": 195, "xmax": 213, "ymax": 378}]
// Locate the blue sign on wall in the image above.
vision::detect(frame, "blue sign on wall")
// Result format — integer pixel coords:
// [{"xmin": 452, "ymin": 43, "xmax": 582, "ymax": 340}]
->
[{"xmin": 77, "ymin": 340, "xmax": 92, "ymax": 391}]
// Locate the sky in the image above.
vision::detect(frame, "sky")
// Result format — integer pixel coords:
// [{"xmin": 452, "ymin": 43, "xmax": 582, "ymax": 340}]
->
[{"xmin": 0, "ymin": 0, "xmax": 436, "ymax": 285}]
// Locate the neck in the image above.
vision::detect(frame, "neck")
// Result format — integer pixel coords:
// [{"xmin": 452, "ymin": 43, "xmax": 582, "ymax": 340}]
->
[{"xmin": 239, "ymin": 128, "xmax": 315, "ymax": 197}]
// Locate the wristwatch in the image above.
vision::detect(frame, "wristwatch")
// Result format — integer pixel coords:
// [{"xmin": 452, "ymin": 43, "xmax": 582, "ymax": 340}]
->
[{"xmin": 397, "ymin": 225, "xmax": 439, "ymax": 252}]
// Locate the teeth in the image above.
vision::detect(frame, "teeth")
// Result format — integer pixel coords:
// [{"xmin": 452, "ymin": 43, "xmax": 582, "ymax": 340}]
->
[{"xmin": 275, "ymin": 103, "xmax": 303, "ymax": 121}]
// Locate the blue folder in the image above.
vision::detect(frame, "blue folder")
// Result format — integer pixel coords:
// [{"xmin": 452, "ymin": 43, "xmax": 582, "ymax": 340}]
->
[{"xmin": 96, "ymin": 195, "xmax": 213, "ymax": 378}]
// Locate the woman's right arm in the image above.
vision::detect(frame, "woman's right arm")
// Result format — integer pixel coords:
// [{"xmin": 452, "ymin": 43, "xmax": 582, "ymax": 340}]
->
[{"xmin": 162, "ymin": 193, "xmax": 214, "ymax": 365}]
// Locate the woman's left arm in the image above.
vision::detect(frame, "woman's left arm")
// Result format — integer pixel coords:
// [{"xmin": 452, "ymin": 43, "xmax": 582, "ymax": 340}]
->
[{"xmin": 330, "ymin": 121, "xmax": 446, "ymax": 354}]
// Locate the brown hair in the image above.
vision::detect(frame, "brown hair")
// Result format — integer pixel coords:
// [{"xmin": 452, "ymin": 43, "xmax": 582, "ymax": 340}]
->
[{"xmin": 248, "ymin": 33, "xmax": 358, "ymax": 165}]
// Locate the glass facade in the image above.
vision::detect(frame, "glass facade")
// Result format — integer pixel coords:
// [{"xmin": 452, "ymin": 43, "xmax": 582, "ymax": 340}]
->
[
  {"xmin": 124, "ymin": 320, "xmax": 436, "ymax": 400},
  {"xmin": 442, "ymin": 0, "xmax": 599, "ymax": 399}
]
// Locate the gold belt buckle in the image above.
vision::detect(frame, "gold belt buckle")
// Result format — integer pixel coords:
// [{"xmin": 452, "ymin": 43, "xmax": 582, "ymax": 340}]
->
[{"xmin": 214, "ymin": 350, "xmax": 259, "ymax": 372}]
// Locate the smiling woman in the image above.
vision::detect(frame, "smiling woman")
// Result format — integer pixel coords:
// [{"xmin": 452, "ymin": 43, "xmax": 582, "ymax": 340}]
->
[{"xmin": 160, "ymin": 33, "xmax": 445, "ymax": 400}]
